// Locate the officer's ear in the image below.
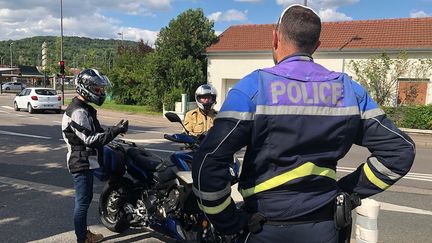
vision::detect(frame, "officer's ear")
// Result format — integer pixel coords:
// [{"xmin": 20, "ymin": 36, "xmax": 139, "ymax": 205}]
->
[{"xmin": 272, "ymin": 29, "xmax": 278, "ymax": 50}]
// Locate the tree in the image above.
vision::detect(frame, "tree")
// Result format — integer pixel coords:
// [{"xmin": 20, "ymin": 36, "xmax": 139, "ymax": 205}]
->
[
  {"xmin": 349, "ymin": 52, "xmax": 432, "ymax": 106},
  {"xmin": 150, "ymin": 8, "xmax": 218, "ymax": 109},
  {"xmin": 108, "ymin": 40, "xmax": 153, "ymax": 105}
]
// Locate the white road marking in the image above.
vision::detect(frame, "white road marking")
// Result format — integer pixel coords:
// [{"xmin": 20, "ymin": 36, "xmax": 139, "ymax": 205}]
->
[
  {"xmin": 0, "ymin": 176, "xmax": 100, "ymax": 203},
  {"xmin": 1, "ymin": 105, "xmax": 13, "ymax": 110},
  {"xmin": 0, "ymin": 130, "xmax": 51, "ymax": 139},
  {"xmin": 0, "ymin": 217, "xmax": 19, "ymax": 224},
  {"xmin": 380, "ymin": 201, "xmax": 432, "ymax": 215},
  {"xmin": 52, "ymin": 144, "xmax": 67, "ymax": 151},
  {"xmin": 129, "ymin": 129, "xmax": 167, "ymax": 134}
]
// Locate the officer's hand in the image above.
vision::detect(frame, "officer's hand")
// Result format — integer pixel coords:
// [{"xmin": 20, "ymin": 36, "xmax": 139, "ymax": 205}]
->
[{"xmin": 114, "ymin": 119, "xmax": 129, "ymax": 135}]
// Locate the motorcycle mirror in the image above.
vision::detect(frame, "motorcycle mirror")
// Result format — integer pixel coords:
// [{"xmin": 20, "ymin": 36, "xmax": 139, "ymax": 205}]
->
[
  {"xmin": 165, "ymin": 112, "xmax": 182, "ymax": 123},
  {"xmin": 164, "ymin": 112, "xmax": 190, "ymax": 134}
]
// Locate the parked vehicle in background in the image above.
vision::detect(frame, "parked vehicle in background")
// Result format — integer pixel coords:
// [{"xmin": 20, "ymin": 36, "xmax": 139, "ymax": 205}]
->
[
  {"xmin": 2, "ymin": 82, "xmax": 26, "ymax": 91},
  {"xmin": 14, "ymin": 88, "xmax": 62, "ymax": 114}
]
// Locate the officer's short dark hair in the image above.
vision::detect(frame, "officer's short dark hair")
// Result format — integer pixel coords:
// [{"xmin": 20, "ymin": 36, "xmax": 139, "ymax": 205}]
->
[{"xmin": 276, "ymin": 4, "xmax": 321, "ymax": 54}]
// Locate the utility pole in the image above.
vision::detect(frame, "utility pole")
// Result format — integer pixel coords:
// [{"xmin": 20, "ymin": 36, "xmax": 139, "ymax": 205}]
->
[
  {"xmin": 304, "ymin": 0, "xmax": 307, "ymax": 6},
  {"xmin": 9, "ymin": 42, "xmax": 14, "ymax": 68},
  {"xmin": 9, "ymin": 42, "xmax": 14, "ymax": 75},
  {"xmin": 117, "ymin": 32, "xmax": 124, "ymax": 41},
  {"xmin": 60, "ymin": 0, "xmax": 64, "ymax": 105},
  {"xmin": 117, "ymin": 32, "xmax": 124, "ymax": 51}
]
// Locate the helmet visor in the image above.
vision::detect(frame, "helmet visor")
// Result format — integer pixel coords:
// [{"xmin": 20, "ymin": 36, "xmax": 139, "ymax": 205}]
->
[
  {"xmin": 197, "ymin": 94, "xmax": 215, "ymax": 103},
  {"xmin": 100, "ymin": 75, "xmax": 111, "ymax": 87},
  {"xmin": 88, "ymin": 75, "xmax": 111, "ymax": 96}
]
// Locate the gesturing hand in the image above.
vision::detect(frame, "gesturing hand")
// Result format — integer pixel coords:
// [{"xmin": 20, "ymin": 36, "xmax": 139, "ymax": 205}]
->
[{"xmin": 114, "ymin": 119, "xmax": 129, "ymax": 134}]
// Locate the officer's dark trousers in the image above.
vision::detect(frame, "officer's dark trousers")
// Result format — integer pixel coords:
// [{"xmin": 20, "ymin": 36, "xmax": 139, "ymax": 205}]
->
[{"xmin": 243, "ymin": 220, "xmax": 338, "ymax": 243}]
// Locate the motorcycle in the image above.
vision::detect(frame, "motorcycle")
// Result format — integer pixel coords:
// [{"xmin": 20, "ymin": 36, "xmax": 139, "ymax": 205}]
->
[{"xmin": 94, "ymin": 112, "xmax": 240, "ymax": 242}]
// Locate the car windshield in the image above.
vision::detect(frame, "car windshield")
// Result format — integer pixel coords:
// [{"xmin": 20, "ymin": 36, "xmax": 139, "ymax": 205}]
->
[{"xmin": 35, "ymin": 89, "xmax": 57, "ymax": 95}]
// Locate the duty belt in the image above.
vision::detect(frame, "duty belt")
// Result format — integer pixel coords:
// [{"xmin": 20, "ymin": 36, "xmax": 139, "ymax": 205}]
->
[{"xmin": 247, "ymin": 202, "xmax": 334, "ymax": 234}]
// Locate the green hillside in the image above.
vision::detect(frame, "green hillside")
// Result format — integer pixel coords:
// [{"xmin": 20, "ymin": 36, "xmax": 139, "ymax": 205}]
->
[{"xmin": 0, "ymin": 36, "xmax": 138, "ymax": 73}]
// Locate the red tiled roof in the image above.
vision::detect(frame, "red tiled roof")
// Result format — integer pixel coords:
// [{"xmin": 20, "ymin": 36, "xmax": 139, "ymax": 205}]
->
[{"xmin": 207, "ymin": 17, "xmax": 432, "ymax": 52}]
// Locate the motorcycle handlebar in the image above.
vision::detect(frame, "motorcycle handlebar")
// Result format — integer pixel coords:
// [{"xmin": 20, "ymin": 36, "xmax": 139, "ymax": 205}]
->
[
  {"xmin": 111, "ymin": 138, "xmax": 136, "ymax": 147},
  {"xmin": 164, "ymin": 134, "xmax": 179, "ymax": 143},
  {"xmin": 164, "ymin": 133, "xmax": 198, "ymax": 145}
]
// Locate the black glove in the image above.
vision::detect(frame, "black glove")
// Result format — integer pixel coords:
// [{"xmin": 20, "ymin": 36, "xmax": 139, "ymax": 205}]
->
[{"xmin": 113, "ymin": 119, "xmax": 129, "ymax": 136}]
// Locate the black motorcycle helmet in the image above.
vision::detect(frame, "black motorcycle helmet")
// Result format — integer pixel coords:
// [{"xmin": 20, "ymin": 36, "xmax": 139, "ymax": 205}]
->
[{"xmin": 75, "ymin": 68, "xmax": 110, "ymax": 106}]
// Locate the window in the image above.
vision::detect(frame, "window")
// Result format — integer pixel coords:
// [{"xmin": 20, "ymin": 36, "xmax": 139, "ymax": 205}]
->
[
  {"xmin": 397, "ymin": 78, "xmax": 429, "ymax": 105},
  {"xmin": 35, "ymin": 89, "xmax": 57, "ymax": 95}
]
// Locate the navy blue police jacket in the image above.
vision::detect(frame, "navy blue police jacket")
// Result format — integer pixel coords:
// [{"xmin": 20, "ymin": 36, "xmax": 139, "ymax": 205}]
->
[{"xmin": 191, "ymin": 54, "xmax": 415, "ymax": 234}]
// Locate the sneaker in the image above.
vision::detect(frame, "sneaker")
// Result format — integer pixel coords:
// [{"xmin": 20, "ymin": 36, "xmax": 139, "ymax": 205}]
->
[{"xmin": 85, "ymin": 230, "xmax": 104, "ymax": 243}]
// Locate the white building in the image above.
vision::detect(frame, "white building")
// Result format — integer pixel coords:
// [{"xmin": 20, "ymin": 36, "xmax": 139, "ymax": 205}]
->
[{"xmin": 206, "ymin": 17, "xmax": 432, "ymax": 110}]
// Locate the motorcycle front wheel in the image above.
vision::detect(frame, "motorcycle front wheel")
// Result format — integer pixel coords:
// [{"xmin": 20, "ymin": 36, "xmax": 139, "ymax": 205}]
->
[{"xmin": 99, "ymin": 182, "xmax": 130, "ymax": 233}]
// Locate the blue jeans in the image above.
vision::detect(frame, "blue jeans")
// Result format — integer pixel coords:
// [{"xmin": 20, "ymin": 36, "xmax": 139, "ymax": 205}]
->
[{"xmin": 72, "ymin": 170, "xmax": 94, "ymax": 243}]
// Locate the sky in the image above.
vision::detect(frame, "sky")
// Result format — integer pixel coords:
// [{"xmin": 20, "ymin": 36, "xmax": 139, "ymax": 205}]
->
[{"xmin": 0, "ymin": 0, "xmax": 431, "ymax": 46}]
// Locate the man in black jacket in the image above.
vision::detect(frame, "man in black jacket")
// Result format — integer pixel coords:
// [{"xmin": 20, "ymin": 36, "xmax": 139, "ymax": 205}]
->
[{"xmin": 62, "ymin": 68, "xmax": 128, "ymax": 243}]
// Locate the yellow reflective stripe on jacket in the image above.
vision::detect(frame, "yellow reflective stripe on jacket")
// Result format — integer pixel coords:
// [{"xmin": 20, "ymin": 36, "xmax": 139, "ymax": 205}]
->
[
  {"xmin": 240, "ymin": 162, "xmax": 336, "ymax": 198},
  {"xmin": 198, "ymin": 197, "xmax": 231, "ymax": 215},
  {"xmin": 363, "ymin": 163, "xmax": 390, "ymax": 190}
]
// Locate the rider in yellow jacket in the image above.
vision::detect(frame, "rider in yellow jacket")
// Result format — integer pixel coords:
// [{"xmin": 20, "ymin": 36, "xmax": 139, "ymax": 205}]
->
[{"xmin": 183, "ymin": 84, "xmax": 217, "ymax": 136}]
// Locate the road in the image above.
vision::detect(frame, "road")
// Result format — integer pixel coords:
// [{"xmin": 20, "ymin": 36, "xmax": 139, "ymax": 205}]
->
[{"xmin": 0, "ymin": 93, "xmax": 431, "ymax": 243}]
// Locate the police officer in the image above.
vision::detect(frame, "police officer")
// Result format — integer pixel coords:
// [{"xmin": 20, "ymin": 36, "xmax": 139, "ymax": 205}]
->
[
  {"xmin": 183, "ymin": 84, "xmax": 217, "ymax": 136},
  {"xmin": 62, "ymin": 68, "xmax": 128, "ymax": 243},
  {"xmin": 191, "ymin": 4, "xmax": 415, "ymax": 243}
]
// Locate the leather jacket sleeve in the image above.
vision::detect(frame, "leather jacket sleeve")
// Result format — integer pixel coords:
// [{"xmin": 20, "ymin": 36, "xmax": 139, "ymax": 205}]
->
[{"xmin": 69, "ymin": 109, "xmax": 118, "ymax": 148}]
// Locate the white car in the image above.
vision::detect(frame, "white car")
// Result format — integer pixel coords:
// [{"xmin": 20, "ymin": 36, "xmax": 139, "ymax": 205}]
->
[
  {"xmin": 2, "ymin": 82, "xmax": 26, "ymax": 91},
  {"xmin": 14, "ymin": 88, "xmax": 62, "ymax": 114}
]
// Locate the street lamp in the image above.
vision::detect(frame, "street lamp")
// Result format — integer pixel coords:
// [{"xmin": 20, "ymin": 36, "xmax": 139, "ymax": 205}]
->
[
  {"xmin": 9, "ymin": 42, "xmax": 14, "ymax": 68},
  {"xmin": 339, "ymin": 35, "xmax": 362, "ymax": 73},
  {"xmin": 117, "ymin": 32, "xmax": 124, "ymax": 41}
]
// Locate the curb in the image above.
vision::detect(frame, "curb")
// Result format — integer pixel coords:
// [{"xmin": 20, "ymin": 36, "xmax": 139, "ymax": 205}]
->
[
  {"xmin": 400, "ymin": 128, "xmax": 432, "ymax": 149},
  {"xmin": 400, "ymin": 128, "xmax": 432, "ymax": 135}
]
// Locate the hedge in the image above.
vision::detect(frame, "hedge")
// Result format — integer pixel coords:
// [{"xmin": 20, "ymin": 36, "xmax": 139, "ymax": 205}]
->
[{"xmin": 383, "ymin": 105, "xmax": 432, "ymax": 130}]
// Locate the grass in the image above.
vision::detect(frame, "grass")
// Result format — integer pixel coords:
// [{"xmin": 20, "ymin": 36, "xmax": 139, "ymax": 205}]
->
[{"xmin": 64, "ymin": 98, "xmax": 162, "ymax": 116}]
